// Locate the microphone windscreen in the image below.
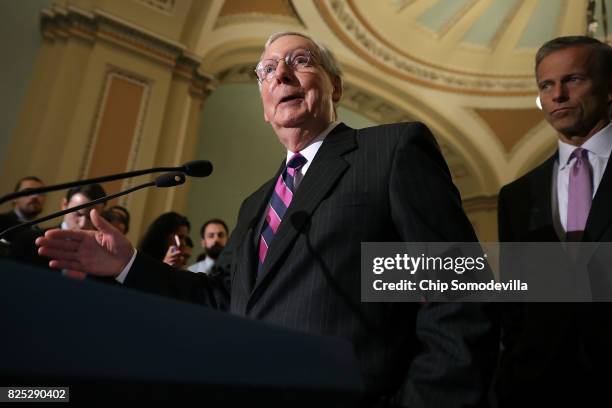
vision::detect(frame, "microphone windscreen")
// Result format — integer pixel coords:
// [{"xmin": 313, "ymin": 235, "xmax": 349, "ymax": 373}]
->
[
  {"xmin": 182, "ymin": 160, "xmax": 213, "ymax": 177},
  {"xmin": 155, "ymin": 172, "xmax": 186, "ymax": 188}
]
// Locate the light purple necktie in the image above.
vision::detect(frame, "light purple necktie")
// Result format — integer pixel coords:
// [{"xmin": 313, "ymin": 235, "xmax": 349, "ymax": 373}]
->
[
  {"xmin": 258, "ymin": 153, "xmax": 307, "ymax": 275},
  {"xmin": 566, "ymin": 148, "xmax": 593, "ymax": 240}
]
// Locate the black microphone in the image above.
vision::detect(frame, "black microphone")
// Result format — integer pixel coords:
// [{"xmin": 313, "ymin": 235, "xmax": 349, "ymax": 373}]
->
[
  {"xmin": 0, "ymin": 160, "xmax": 212, "ymax": 204},
  {"xmin": 155, "ymin": 172, "xmax": 187, "ymax": 188},
  {"xmin": 182, "ymin": 160, "xmax": 213, "ymax": 177},
  {"xmin": 0, "ymin": 172, "xmax": 186, "ymax": 240}
]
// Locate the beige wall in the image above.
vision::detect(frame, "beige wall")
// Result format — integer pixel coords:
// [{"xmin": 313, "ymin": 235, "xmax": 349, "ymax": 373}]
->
[{"xmin": 0, "ymin": 1, "xmax": 210, "ymax": 244}]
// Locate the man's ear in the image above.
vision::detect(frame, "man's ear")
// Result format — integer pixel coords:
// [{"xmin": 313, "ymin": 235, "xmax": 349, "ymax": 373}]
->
[
  {"xmin": 61, "ymin": 198, "xmax": 68, "ymax": 211},
  {"xmin": 332, "ymin": 76, "xmax": 342, "ymax": 104}
]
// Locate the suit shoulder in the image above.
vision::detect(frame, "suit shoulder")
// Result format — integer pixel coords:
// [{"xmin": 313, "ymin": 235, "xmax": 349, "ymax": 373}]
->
[
  {"xmin": 355, "ymin": 122, "xmax": 438, "ymax": 153},
  {"xmin": 0, "ymin": 210, "xmax": 17, "ymax": 221},
  {"xmin": 0, "ymin": 211, "xmax": 19, "ymax": 229},
  {"xmin": 356, "ymin": 121, "xmax": 433, "ymax": 139},
  {"xmin": 500, "ymin": 155, "xmax": 555, "ymax": 198}
]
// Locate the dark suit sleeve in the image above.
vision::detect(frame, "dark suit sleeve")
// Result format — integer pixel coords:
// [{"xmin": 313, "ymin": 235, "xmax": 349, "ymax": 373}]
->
[
  {"xmin": 497, "ymin": 185, "xmax": 516, "ymax": 243},
  {"xmin": 496, "ymin": 184, "xmax": 525, "ymax": 379},
  {"xmin": 121, "ymin": 200, "xmax": 251, "ymax": 310},
  {"xmin": 123, "ymin": 252, "xmax": 230, "ymax": 309},
  {"xmin": 389, "ymin": 123, "xmax": 499, "ymax": 407}
]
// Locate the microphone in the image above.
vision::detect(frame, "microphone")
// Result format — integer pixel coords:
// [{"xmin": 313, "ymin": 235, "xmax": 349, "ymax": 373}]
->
[
  {"xmin": 155, "ymin": 172, "xmax": 187, "ymax": 188},
  {"xmin": 182, "ymin": 160, "xmax": 213, "ymax": 177},
  {"xmin": 0, "ymin": 172, "xmax": 186, "ymax": 240},
  {"xmin": 0, "ymin": 160, "xmax": 212, "ymax": 204}
]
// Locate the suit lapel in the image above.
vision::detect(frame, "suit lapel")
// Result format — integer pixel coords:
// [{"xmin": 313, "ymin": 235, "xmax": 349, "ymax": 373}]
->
[
  {"xmin": 584, "ymin": 156, "xmax": 612, "ymax": 242},
  {"xmin": 232, "ymin": 176, "xmax": 279, "ymax": 299},
  {"xmin": 528, "ymin": 154, "xmax": 558, "ymax": 240},
  {"xmin": 250, "ymin": 123, "xmax": 357, "ymax": 297}
]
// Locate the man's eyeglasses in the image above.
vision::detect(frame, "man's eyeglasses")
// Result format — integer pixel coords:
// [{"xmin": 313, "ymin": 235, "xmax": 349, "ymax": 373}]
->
[{"xmin": 255, "ymin": 49, "xmax": 316, "ymax": 83}]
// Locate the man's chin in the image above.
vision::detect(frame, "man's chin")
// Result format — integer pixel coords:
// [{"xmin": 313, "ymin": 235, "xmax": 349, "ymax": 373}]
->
[
  {"xmin": 549, "ymin": 118, "xmax": 579, "ymax": 135},
  {"xmin": 22, "ymin": 208, "xmax": 42, "ymax": 218},
  {"xmin": 206, "ymin": 245, "xmax": 224, "ymax": 260},
  {"xmin": 273, "ymin": 116, "xmax": 306, "ymax": 129}
]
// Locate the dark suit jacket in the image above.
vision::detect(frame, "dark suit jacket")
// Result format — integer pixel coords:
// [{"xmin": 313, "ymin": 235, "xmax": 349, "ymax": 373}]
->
[
  {"xmin": 0, "ymin": 210, "xmax": 21, "ymax": 241},
  {"xmin": 0, "ymin": 210, "xmax": 50, "ymax": 268},
  {"xmin": 125, "ymin": 122, "xmax": 499, "ymax": 407},
  {"xmin": 496, "ymin": 151, "xmax": 612, "ymax": 406}
]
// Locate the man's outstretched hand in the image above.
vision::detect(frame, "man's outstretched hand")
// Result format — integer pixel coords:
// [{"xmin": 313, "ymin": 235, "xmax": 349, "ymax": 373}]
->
[{"xmin": 36, "ymin": 209, "xmax": 135, "ymax": 277}]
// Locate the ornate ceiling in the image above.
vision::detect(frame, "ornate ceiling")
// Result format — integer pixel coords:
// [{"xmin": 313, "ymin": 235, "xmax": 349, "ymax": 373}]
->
[
  {"xmin": 191, "ymin": 0, "xmax": 610, "ymax": 198},
  {"xmin": 327, "ymin": 1, "xmax": 605, "ymax": 90}
]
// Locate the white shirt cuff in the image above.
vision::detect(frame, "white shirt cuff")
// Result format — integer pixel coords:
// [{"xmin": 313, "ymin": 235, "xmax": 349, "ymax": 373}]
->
[{"xmin": 116, "ymin": 249, "xmax": 137, "ymax": 284}]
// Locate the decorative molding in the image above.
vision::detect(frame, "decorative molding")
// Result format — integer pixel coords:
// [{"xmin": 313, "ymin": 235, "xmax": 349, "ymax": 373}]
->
[
  {"xmin": 215, "ymin": 0, "xmax": 304, "ymax": 28},
  {"xmin": 40, "ymin": 5, "xmax": 215, "ymax": 99},
  {"xmin": 81, "ymin": 69, "xmax": 151, "ymax": 194},
  {"xmin": 389, "ymin": 0, "xmax": 418, "ymax": 13},
  {"xmin": 342, "ymin": 83, "xmax": 413, "ymax": 124},
  {"xmin": 215, "ymin": 13, "xmax": 303, "ymax": 29},
  {"xmin": 316, "ymin": 0, "xmax": 536, "ymax": 95},
  {"xmin": 216, "ymin": 64, "xmax": 259, "ymax": 83},
  {"xmin": 462, "ymin": 195, "xmax": 498, "ymax": 212},
  {"xmin": 173, "ymin": 56, "xmax": 217, "ymax": 101},
  {"xmin": 134, "ymin": 0, "xmax": 176, "ymax": 15}
]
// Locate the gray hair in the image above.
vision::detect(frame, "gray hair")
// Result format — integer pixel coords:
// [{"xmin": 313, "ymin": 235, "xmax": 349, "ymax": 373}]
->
[
  {"xmin": 261, "ymin": 31, "xmax": 343, "ymax": 86},
  {"xmin": 535, "ymin": 36, "xmax": 612, "ymax": 83}
]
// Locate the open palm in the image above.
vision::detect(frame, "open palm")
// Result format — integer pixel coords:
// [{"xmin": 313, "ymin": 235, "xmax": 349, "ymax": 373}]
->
[{"xmin": 36, "ymin": 209, "xmax": 135, "ymax": 276}]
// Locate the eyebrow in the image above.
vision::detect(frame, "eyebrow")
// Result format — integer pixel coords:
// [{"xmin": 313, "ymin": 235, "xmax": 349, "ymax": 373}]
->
[{"xmin": 260, "ymin": 47, "xmax": 311, "ymax": 60}]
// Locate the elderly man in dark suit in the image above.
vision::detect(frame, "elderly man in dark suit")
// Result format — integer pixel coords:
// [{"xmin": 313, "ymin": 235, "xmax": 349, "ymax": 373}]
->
[
  {"xmin": 496, "ymin": 36, "xmax": 612, "ymax": 407},
  {"xmin": 37, "ymin": 32, "xmax": 498, "ymax": 407}
]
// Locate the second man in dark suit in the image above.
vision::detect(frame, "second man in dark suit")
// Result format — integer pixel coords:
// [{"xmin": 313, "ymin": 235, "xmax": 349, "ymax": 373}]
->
[{"xmin": 496, "ymin": 36, "xmax": 612, "ymax": 406}]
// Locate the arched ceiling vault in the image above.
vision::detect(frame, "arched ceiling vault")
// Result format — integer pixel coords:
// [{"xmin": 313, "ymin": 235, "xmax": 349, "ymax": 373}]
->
[{"xmin": 190, "ymin": 0, "xmax": 610, "ymax": 197}]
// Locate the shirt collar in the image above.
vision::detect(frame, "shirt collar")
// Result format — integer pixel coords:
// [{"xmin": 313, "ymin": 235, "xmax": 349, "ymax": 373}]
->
[
  {"xmin": 558, "ymin": 122, "xmax": 612, "ymax": 168},
  {"xmin": 285, "ymin": 121, "xmax": 340, "ymax": 174},
  {"xmin": 13, "ymin": 208, "xmax": 27, "ymax": 222}
]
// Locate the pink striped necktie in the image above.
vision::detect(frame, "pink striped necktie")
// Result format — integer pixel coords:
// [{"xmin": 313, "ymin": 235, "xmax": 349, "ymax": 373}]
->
[
  {"xmin": 566, "ymin": 147, "xmax": 593, "ymax": 241},
  {"xmin": 258, "ymin": 153, "xmax": 307, "ymax": 274}
]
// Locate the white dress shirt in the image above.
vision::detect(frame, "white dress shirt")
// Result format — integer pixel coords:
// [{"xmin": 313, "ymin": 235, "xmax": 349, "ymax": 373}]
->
[
  {"xmin": 187, "ymin": 256, "xmax": 215, "ymax": 274},
  {"xmin": 288, "ymin": 121, "xmax": 340, "ymax": 187}
]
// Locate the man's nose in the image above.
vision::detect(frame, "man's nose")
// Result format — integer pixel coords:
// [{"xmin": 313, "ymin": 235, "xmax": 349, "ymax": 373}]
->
[
  {"xmin": 79, "ymin": 216, "xmax": 93, "ymax": 230},
  {"xmin": 273, "ymin": 59, "xmax": 294, "ymax": 83},
  {"xmin": 551, "ymin": 82, "xmax": 569, "ymax": 103}
]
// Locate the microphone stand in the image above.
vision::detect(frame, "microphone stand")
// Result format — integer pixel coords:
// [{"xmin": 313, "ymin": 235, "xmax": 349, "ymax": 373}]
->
[
  {"xmin": 0, "ymin": 172, "xmax": 185, "ymax": 240},
  {"xmin": 0, "ymin": 166, "xmax": 180, "ymax": 205}
]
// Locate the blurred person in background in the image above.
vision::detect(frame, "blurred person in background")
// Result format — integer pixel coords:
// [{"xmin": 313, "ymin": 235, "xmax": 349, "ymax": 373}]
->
[
  {"xmin": 102, "ymin": 205, "xmax": 130, "ymax": 235},
  {"xmin": 61, "ymin": 184, "xmax": 107, "ymax": 232},
  {"xmin": 164, "ymin": 235, "xmax": 193, "ymax": 269},
  {"xmin": 0, "ymin": 176, "xmax": 46, "ymax": 242},
  {"xmin": 138, "ymin": 211, "xmax": 190, "ymax": 263},
  {"xmin": 188, "ymin": 218, "xmax": 228, "ymax": 274}
]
